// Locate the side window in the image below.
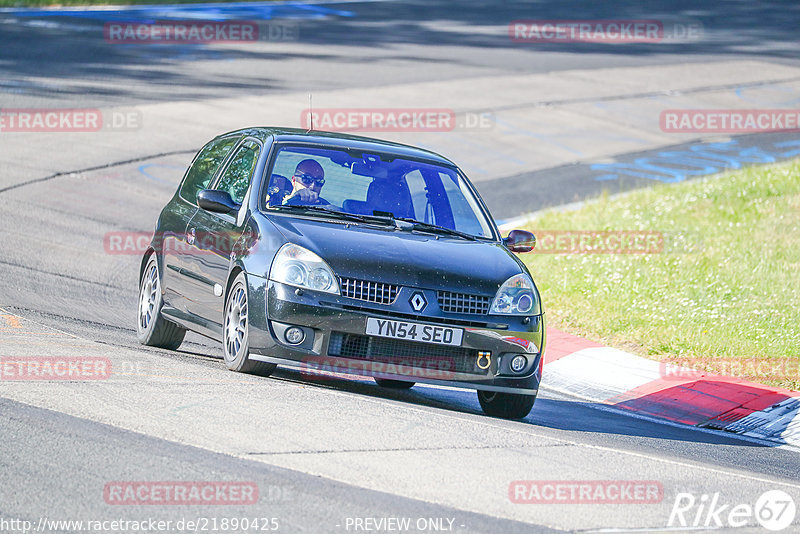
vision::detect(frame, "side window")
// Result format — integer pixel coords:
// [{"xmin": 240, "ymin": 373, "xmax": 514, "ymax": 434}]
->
[
  {"xmin": 215, "ymin": 139, "xmax": 261, "ymax": 204},
  {"xmin": 179, "ymin": 136, "xmax": 239, "ymax": 204}
]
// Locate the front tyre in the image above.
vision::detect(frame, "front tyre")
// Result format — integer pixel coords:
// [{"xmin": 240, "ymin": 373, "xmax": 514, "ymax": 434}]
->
[
  {"xmin": 477, "ymin": 390, "xmax": 535, "ymax": 420},
  {"xmin": 223, "ymin": 272, "xmax": 276, "ymax": 377},
  {"xmin": 137, "ymin": 255, "xmax": 186, "ymax": 350}
]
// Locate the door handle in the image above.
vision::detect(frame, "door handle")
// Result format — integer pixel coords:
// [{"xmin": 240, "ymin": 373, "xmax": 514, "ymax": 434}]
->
[{"xmin": 187, "ymin": 228, "xmax": 196, "ymax": 245}]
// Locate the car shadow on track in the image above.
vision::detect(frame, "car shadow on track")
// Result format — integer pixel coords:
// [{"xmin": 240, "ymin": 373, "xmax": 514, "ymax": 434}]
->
[
  {"xmin": 262, "ymin": 366, "xmax": 775, "ymax": 448},
  {"xmin": 158, "ymin": 345, "xmax": 782, "ymax": 452}
]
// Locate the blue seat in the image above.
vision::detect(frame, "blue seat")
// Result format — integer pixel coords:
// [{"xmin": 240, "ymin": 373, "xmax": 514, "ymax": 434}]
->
[{"xmin": 365, "ymin": 179, "xmax": 414, "ymax": 218}]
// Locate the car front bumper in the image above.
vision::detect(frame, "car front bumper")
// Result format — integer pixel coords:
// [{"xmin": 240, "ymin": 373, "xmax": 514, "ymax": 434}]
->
[{"xmin": 246, "ymin": 276, "xmax": 545, "ymax": 395}]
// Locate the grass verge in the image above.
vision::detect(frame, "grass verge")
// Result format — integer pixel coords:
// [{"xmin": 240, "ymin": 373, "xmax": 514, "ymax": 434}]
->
[{"xmin": 520, "ymin": 160, "xmax": 800, "ymax": 390}]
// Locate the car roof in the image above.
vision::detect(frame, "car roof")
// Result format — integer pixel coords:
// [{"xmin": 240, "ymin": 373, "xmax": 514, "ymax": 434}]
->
[{"xmin": 216, "ymin": 127, "xmax": 456, "ymax": 167}]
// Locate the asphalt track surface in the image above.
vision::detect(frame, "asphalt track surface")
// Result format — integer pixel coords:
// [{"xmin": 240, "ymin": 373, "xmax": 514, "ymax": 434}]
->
[{"xmin": 1, "ymin": 1, "xmax": 800, "ymax": 532}]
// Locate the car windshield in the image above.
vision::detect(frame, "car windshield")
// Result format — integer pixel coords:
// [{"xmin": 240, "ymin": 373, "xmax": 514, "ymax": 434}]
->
[{"xmin": 262, "ymin": 144, "xmax": 495, "ymax": 239}]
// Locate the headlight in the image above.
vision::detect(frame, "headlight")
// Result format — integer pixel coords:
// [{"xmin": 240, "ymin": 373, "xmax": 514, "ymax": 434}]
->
[
  {"xmin": 490, "ymin": 273, "xmax": 536, "ymax": 315},
  {"xmin": 269, "ymin": 243, "xmax": 339, "ymax": 294}
]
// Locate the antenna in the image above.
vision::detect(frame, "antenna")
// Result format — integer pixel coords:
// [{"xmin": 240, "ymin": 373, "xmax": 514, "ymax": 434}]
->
[{"xmin": 307, "ymin": 93, "xmax": 313, "ymax": 132}]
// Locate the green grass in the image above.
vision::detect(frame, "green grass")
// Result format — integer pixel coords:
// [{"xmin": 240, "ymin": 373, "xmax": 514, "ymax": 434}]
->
[
  {"xmin": 0, "ymin": 0, "xmax": 278, "ymax": 6},
  {"xmin": 520, "ymin": 160, "xmax": 800, "ymax": 390}
]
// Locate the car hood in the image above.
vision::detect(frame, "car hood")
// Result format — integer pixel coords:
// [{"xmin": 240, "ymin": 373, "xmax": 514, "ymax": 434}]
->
[{"xmin": 269, "ymin": 216, "xmax": 527, "ymax": 295}]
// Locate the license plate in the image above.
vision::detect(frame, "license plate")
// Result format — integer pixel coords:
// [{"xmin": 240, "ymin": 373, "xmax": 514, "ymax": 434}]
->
[{"xmin": 365, "ymin": 318, "xmax": 463, "ymax": 346}]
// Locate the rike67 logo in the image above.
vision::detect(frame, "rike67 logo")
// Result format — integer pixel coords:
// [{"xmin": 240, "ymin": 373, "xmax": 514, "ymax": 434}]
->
[{"xmin": 669, "ymin": 490, "xmax": 796, "ymax": 531}]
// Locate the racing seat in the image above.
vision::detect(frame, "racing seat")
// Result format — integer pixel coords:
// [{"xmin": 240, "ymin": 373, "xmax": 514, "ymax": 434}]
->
[{"xmin": 365, "ymin": 179, "xmax": 414, "ymax": 219}]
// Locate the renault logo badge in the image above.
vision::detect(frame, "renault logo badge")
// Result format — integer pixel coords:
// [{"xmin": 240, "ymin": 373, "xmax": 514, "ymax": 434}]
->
[{"xmin": 409, "ymin": 292, "xmax": 427, "ymax": 312}]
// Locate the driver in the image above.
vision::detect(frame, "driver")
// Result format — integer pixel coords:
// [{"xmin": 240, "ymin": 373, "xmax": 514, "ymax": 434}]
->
[{"xmin": 283, "ymin": 159, "xmax": 331, "ymax": 206}]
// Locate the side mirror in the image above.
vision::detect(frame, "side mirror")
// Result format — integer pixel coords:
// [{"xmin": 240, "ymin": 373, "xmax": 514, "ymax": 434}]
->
[
  {"xmin": 503, "ymin": 229, "xmax": 536, "ymax": 253},
  {"xmin": 197, "ymin": 189, "xmax": 240, "ymax": 214}
]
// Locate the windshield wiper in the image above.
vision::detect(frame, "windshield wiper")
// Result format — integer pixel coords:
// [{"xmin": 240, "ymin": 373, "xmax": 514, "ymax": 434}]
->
[
  {"xmin": 269, "ymin": 205, "xmax": 397, "ymax": 226},
  {"xmin": 392, "ymin": 217, "xmax": 480, "ymax": 241},
  {"xmin": 270, "ymin": 206, "xmax": 480, "ymax": 240}
]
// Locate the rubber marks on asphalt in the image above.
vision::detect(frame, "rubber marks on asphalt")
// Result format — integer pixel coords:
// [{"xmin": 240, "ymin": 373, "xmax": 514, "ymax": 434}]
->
[
  {"xmin": 1, "ymin": 314, "xmax": 21, "ymax": 329},
  {"xmin": 543, "ymin": 326, "xmax": 800, "ymax": 446},
  {"xmin": 0, "ymin": 312, "xmax": 71, "ymax": 336}
]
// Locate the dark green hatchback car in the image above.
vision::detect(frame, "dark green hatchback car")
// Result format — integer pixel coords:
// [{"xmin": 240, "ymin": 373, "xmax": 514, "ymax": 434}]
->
[{"xmin": 137, "ymin": 127, "xmax": 544, "ymax": 419}]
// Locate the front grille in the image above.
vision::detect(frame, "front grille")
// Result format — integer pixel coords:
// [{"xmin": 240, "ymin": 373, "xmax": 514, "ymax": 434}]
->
[
  {"xmin": 328, "ymin": 332, "xmax": 485, "ymax": 375},
  {"xmin": 339, "ymin": 277, "xmax": 399, "ymax": 305},
  {"xmin": 437, "ymin": 290, "xmax": 492, "ymax": 315}
]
